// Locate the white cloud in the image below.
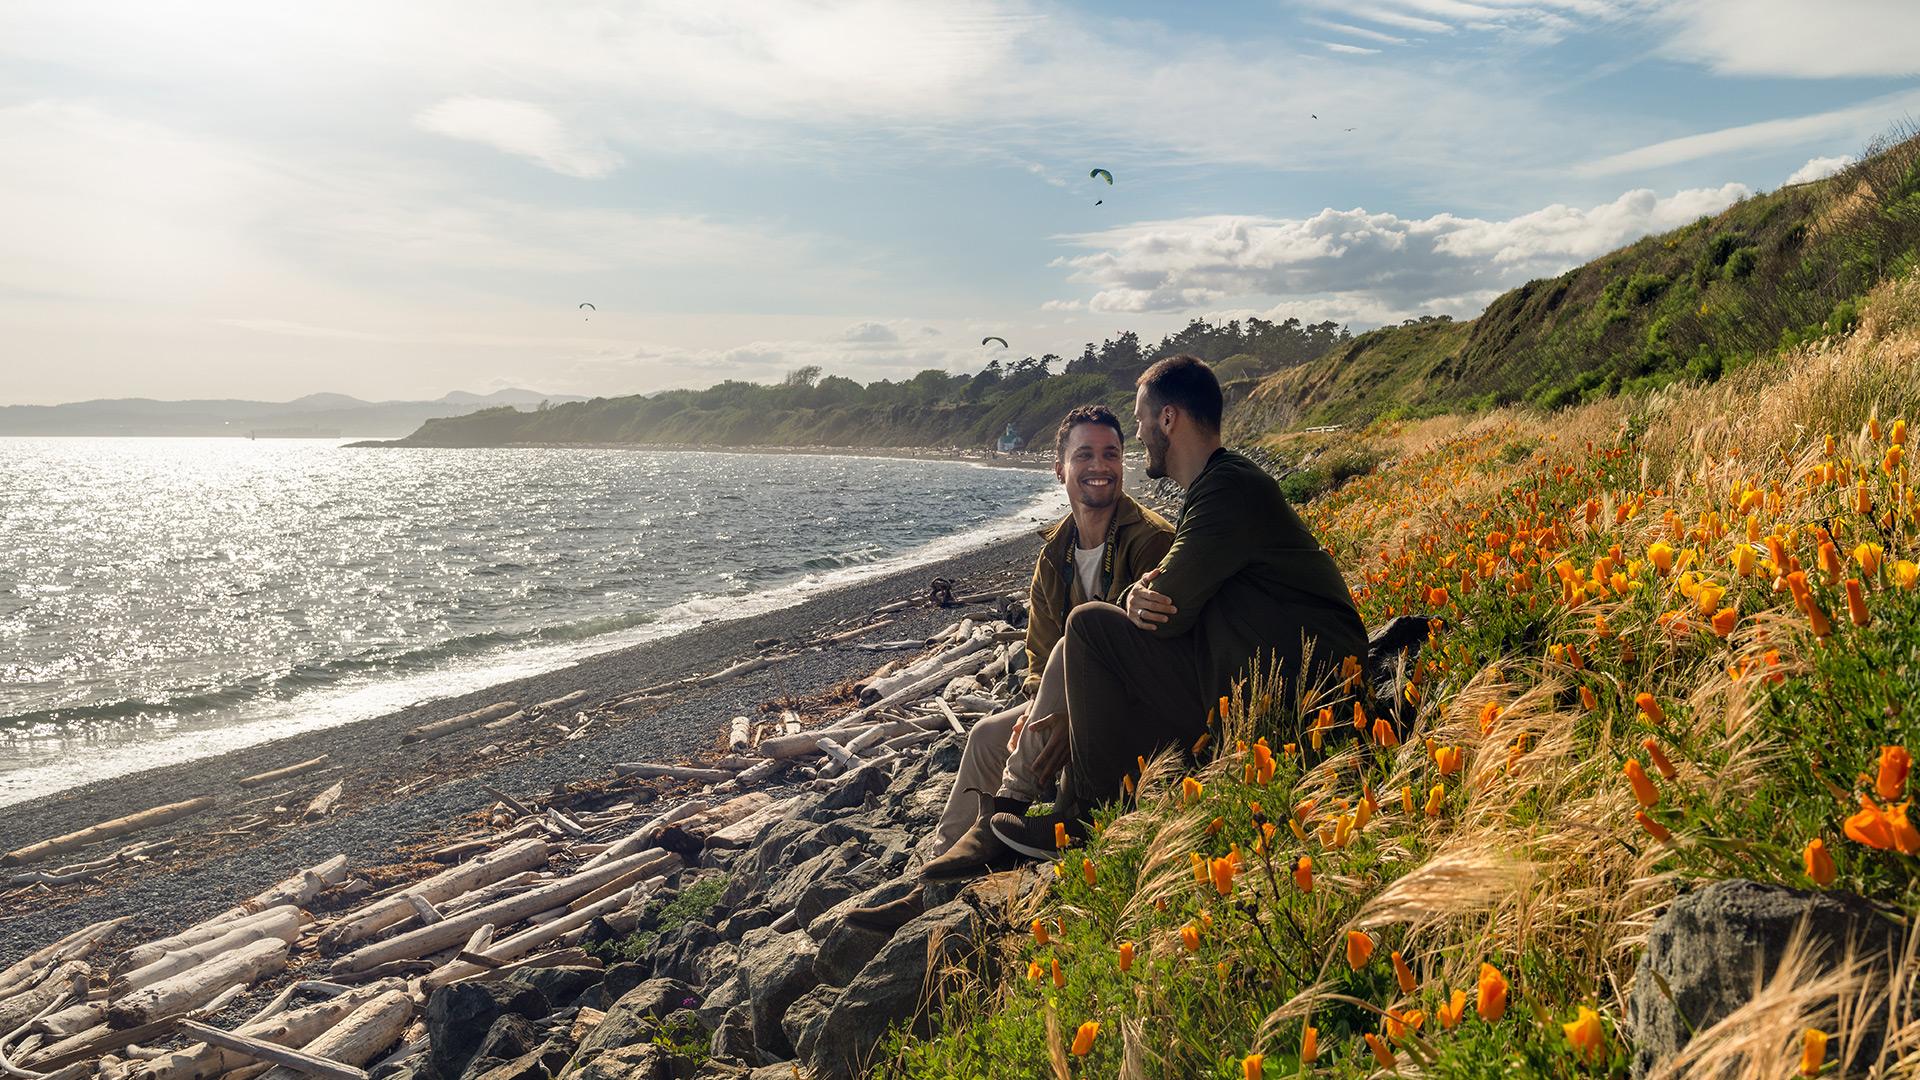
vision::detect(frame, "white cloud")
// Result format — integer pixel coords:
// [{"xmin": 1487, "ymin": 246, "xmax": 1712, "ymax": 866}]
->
[
  {"xmin": 1053, "ymin": 181, "xmax": 1751, "ymax": 321},
  {"xmin": 1574, "ymin": 87, "xmax": 1920, "ymax": 176},
  {"xmin": 414, "ymin": 97, "xmax": 623, "ymax": 179},
  {"xmin": 1654, "ymin": 0, "xmax": 1920, "ymax": 78},
  {"xmin": 1785, "ymin": 154, "xmax": 1855, "ymax": 186},
  {"xmin": 1039, "ymin": 299, "xmax": 1083, "ymax": 312},
  {"xmin": 1319, "ymin": 42, "xmax": 1383, "ymax": 55},
  {"xmin": 1301, "ymin": 18, "xmax": 1409, "ymax": 45},
  {"xmin": 840, "ymin": 320, "xmax": 900, "ymax": 343}
]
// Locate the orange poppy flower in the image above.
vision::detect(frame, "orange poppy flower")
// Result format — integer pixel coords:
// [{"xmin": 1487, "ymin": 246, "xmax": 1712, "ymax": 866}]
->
[
  {"xmin": 1562, "ymin": 1006, "xmax": 1605, "ymax": 1063},
  {"xmin": 1800, "ymin": 1028, "xmax": 1827, "ymax": 1077},
  {"xmin": 1804, "ymin": 838, "xmax": 1835, "ymax": 886},
  {"xmin": 1436, "ymin": 988, "xmax": 1468, "ymax": 1030},
  {"xmin": 1880, "ymin": 746, "xmax": 1912, "ymax": 801},
  {"xmin": 1117, "ymin": 941, "xmax": 1134, "ymax": 972},
  {"xmin": 1641, "ymin": 738, "xmax": 1678, "ymax": 780},
  {"xmin": 1477, "ymin": 962, "xmax": 1509, "ymax": 1021},
  {"xmin": 1070, "ymin": 1019, "xmax": 1098, "ymax": 1056},
  {"xmin": 1624, "ymin": 759, "xmax": 1659, "ymax": 807},
  {"xmin": 1345, "ymin": 930, "xmax": 1374, "ymax": 970},
  {"xmin": 1391, "ymin": 950, "xmax": 1417, "ymax": 994},
  {"xmin": 1293, "ymin": 855, "xmax": 1313, "ymax": 892}
]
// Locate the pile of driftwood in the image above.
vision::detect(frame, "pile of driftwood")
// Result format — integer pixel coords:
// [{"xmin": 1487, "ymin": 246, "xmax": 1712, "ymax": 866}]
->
[{"xmin": 0, "ymin": 609, "xmax": 1027, "ymax": 1080}]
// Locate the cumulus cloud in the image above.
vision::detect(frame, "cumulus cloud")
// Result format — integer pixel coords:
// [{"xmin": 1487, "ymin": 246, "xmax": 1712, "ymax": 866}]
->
[
  {"xmin": 1785, "ymin": 155, "xmax": 1855, "ymax": 186},
  {"xmin": 1654, "ymin": 0, "xmax": 1920, "ymax": 78},
  {"xmin": 1054, "ymin": 182, "xmax": 1751, "ymax": 320},
  {"xmin": 414, "ymin": 97, "xmax": 624, "ymax": 179},
  {"xmin": 840, "ymin": 320, "xmax": 900, "ymax": 343}
]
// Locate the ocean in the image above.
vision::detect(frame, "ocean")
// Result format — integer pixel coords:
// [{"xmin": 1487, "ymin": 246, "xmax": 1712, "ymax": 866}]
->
[{"xmin": 0, "ymin": 437, "xmax": 1062, "ymax": 805}]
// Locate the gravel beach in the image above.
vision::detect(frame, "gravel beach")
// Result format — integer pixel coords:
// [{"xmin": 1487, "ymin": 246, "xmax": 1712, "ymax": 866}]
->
[{"xmin": 0, "ymin": 532, "xmax": 1037, "ymax": 965}]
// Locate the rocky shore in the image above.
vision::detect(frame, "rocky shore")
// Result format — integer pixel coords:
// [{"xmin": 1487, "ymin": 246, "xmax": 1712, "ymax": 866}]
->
[{"xmin": 0, "ymin": 533, "xmax": 1047, "ymax": 1080}]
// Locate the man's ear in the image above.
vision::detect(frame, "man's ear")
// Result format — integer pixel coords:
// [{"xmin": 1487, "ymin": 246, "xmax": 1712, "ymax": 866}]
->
[{"xmin": 1054, "ymin": 458, "xmax": 1066, "ymax": 483}]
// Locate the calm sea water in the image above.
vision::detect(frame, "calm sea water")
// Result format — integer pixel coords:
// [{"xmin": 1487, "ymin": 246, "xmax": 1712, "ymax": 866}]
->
[{"xmin": 0, "ymin": 438, "xmax": 1061, "ymax": 804}]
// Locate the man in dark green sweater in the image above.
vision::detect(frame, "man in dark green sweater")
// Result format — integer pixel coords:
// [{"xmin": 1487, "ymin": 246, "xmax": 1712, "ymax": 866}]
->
[{"xmin": 992, "ymin": 354, "xmax": 1367, "ymax": 857}]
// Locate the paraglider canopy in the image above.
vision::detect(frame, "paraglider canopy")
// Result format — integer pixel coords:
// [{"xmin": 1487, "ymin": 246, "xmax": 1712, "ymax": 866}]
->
[
  {"xmin": 578, "ymin": 302, "xmax": 595, "ymax": 310},
  {"xmin": 1089, "ymin": 168, "xmax": 1113, "ymax": 184},
  {"xmin": 981, "ymin": 336, "xmax": 1009, "ymax": 348}
]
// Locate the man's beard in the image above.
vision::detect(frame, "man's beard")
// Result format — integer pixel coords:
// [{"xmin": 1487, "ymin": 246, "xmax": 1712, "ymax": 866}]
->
[
  {"xmin": 1076, "ymin": 477, "xmax": 1119, "ymax": 510},
  {"xmin": 1142, "ymin": 429, "xmax": 1169, "ymax": 479}
]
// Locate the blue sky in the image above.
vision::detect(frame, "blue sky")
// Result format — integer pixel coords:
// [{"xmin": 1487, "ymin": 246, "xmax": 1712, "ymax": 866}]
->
[{"xmin": 2, "ymin": 0, "xmax": 1918, "ymax": 404}]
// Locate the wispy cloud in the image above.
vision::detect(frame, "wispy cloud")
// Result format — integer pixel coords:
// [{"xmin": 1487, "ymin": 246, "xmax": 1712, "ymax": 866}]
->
[
  {"xmin": 1653, "ymin": 0, "xmax": 1920, "ymax": 79},
  {"xmin": 414, "ymin": 97, "xmax": 624, "ymax": 179},
  {"xmin": 1574, "ymin": 87, "xmax": 1920, "ymax": 176},
  {"xmin": 1318, "ymin": 42, "xmax": 1384, "ymax": 55},
  {"xmin": 1302, "ymin": 18, "xmax": 1410, "ymax": 45}
]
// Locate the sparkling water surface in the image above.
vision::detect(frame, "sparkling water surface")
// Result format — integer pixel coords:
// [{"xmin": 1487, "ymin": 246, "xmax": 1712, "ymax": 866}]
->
[{"xmin": 0, "ymin": 438, "xmax": 1061, "ymax": 803}]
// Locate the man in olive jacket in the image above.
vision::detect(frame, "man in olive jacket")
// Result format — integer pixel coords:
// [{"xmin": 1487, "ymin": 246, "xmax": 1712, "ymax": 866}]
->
[
  {"xmin": 992, "ymin": 355, "xmax": 1367, "ymax": 857},
  {"xmin": 846, "ymin": 406, "xmax": 1171, "ymax": 928}
]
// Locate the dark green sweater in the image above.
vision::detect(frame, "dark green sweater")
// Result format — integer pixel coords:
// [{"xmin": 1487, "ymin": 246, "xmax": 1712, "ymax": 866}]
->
[{"xmin": 1130, "ymin": 447, "xmax": 1367, "ymax": 702}]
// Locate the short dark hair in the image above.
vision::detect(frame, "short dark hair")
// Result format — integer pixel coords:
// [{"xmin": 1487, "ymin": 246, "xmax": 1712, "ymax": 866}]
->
[
  {"xmin": 1054, "ymin": 404, "xmax": 1125, "ymax": 461},
  {"xmin": 1136, "ymin": 354, "xmax": 1223, "ymax": 432}
]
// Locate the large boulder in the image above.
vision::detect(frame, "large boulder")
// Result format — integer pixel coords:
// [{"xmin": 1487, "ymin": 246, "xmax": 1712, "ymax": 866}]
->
[
  {"xmin": 1629, "ymin": 879, "xmax": 1904, "ymax": 1077},
  {"xmin": 501, "ymin": 967, "xmax": 604, "ymax": 1012},
  {"xmin": 562, "ymin": 1043, "xmax": 673, "ymax": 1080},
  {"xmin": 572, "ymin": 977, "xmax": 695, "ymax": 1066},
  {"xmin": 425, "ymin": 982, "xmax": 549, "ymax": 1080},
  {"xmin": 736, "ymin": 928, "xmax": 821, "ymax": 1059},
  {"xmin": 800, "ymin": 898, "xmax": 983, "ymax": 1080}
]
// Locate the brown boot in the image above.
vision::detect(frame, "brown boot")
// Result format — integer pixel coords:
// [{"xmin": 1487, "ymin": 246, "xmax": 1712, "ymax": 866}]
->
[
  {"xmin": 918, "ymin": 795, "xmax": 1027, "ymax": 881},
  {"xmin": 844, "ymin": 884, "xmax": 927, "ymax": 933}
]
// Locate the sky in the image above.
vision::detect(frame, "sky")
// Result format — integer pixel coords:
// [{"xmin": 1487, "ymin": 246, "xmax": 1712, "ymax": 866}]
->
[{"xmin": 2, "ymin": 0, "xmax": 1918, "ymax": 405}]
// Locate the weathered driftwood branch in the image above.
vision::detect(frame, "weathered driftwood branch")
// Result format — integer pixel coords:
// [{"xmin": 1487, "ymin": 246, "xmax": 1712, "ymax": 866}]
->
[
  {"xmin": 397, "ymin": 701, "xmax": 518, "ymax": 745},
  {"xmin": 174, "ymin": 1021, "xmax": 365, "ymax": 1080},
  {"xmin": 726, "ymin": 716, "xmax": 751, "ymax": 754},
  {"xmin": 609, "ymin": 763, "xmax": 733, "ymax": 783},
  {"xmin": 109, "ymin": 939, "xmax": 289, "ymax": 1029},
  {"xmin": 130, "ymin": 984, "xmax": 394, "ymax": 1080},
  {"xmin": 253, "ymin": 989, "xmax": 411, "ymax": 1080},
  {"xmin": 236, "ymin": 758, "xmax": 330, "ymax": 791},
  {"xmin": 208, "ymin": 856, "xmax": 348, "ymax": 926},
  {"xmin": 0, "ymin": 918, "xmax": 126, "ymax": 999},
  {"xmin": 0, "ymin": 963, "xmax": 86, "ymax": 1035},
  {"xmin": 839, "ymin": 649, "xmax": 996, "ymax": 728},
  {"xmin": 303, "ymin": 784, "xmax": 344, "ymax": 821},
  {"xmin": 698, "ymin": 654, "xmax": 785, "ymax": 686},
  {"xmin": 3, "ymin": 799, "xmax": 216, "ymax": 867},
  {"xmin": 527, "ymin": 690, "xmax": 588, "ymax": 715},
  {"xmin": 580, "ymin": 800, "xmax": 707, "ymax": 871},
  {"xmin": 318, "ymin": 842, "xmax": 545, "ymax": 944},
  {"xmin": 126, "ymin": 906, "xmax": 296, "ymax": 972},
  {"xmin": 400, "ymin": 896, "xmax": 441, "ymax": 926},
  {"xmin": 703, "ymin": 798, "xmax": 801, "ymax": 849},
  {"xmin": 813, "ymin": 736, "xmax": 857, "ymax": 771},
  {"xmin": 329, "ymin": 851, "xmax": 665, "ymax": 975},
  {"xmin": 418, "ymin": 878, "xmax": 665, "ymax": 990},
  {"xmin": 115, "ymin": 907, "xmax": 304, "ymax": 993},
  {"xmin": 857, "ymin": 632, "xmax": 993, "ymax": 702}
]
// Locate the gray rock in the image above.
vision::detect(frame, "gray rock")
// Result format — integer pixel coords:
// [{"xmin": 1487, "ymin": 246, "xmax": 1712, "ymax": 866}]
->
[
  {"xmin": 594, "ymin": 963, "xmax": 652, "ymax": 1010},
  {"xmin": 464, "ymin": 1013, "xmax": 539, "ymax": 1077},
  {"xmin": 471, "ymin": 1038, "xmax": 574, "ymax": 1080},
  {"xmin": 573, "ymin": 977, "xmax": 694, "ymax": 1064},
  {"xmin": 812, "ymin": 919, "xmax": 891, "ymax": 989},
  {"xmin": 560, "ymin": 1042, "xmax": 672, "ymax": 1080},
  {"xmin": 746, "ymin": 1065, "xmax": 806, "ymax": 1080},
  {"xmin": 651, "ymin": 921, "xmax": 722, "ymax": 985},
  {"xmin": 1629, "ymin": 879, "xmax": 1904, "ymax": 1077},
  {"xmin": 780, "ymin": 984, "xmax": 840, "ymax": 1068},
  {"xmin": 689, "ymin": 1063, "xmax": 749, "ymax": 1080},
  {"xmin": 736, "ymin": 928, "xmax": 821, "ymax": 1059},
  {"xmin": 805, "ymin": 876, "xmax": 918, "ymax": 941},
  {"xmin": 801, "ymin": 898, "xmax": 982, "ymax": 1080},
  {"xmin": 426, "ymin": 982, "xmax": 550, "ymax": 1080},
  {"xmin": 709, "ymin": 1003, "xmax": 757, "ymax": 1064},
  {"xmin": 502, "ymin": 967, "xmax": 604, "ymax": 1012},
  {"xmin": 693, "ymin": 971, "xmax": 748, "ymax": 1030},
  {"xmin": 717, "ymin": 905, "xmax": 775, "ymax": 941},
  {"xmin": 762, "ymin": 839, "xmax": 866, "ymax": 916},
  {"xmin": 819, "ymin": 763, "xmax": 891, "ymax": 812}
]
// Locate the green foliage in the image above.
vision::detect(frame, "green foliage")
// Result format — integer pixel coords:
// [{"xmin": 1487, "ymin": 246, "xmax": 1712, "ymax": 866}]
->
[{"xmin": 589, "ymin": 873, "xmax": 729, "ymax": 962}]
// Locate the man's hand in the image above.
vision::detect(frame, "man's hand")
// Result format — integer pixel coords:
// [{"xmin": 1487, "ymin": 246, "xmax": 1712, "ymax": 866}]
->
[
  {"xmin": 1125, "ymin": 567, "xmax": 1178, "ymax": 631},
  {"xmin": 1029, "ymin": 710, "xmax": 1072, "ymax": 782}
]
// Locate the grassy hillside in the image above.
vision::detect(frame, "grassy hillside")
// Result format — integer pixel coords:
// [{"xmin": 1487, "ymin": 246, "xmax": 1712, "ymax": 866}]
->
[
  {"xmin": 1232, "ymin": 131, "xmax": 1920, "ymax": 435},
  {"xmin": 878, "ymin": 265, "xmax": 1920, "ymax": 1078}
]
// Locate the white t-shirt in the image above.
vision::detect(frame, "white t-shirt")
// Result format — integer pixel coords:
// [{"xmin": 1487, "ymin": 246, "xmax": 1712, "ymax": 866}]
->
[{"xmin": 1075, "ymin": 541, "xmax": 1105, "ymax": 600}]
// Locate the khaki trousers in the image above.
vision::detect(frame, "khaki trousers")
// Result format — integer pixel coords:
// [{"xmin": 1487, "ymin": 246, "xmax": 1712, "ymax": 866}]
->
[{"xmin": 929, "ymin": 639, "xmax": 1066, "ymax": 854}]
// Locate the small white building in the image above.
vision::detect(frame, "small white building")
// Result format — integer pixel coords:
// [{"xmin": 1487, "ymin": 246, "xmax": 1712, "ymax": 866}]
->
[{"xmin": 996, "ymin": 423, "xmax": 1024, "ymax": 453}]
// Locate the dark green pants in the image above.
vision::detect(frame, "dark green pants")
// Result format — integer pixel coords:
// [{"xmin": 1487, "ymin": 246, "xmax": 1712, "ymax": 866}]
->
[{"xmin": 1061, "ymin": 602, "xmax": 1210, "ymax": 804}]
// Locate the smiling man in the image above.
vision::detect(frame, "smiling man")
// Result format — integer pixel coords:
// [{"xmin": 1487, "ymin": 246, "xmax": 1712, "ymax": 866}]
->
[
  {"xmin": 845, "ymin": 405, "xmax": 1172, "ymax": 929},
  {"xmin": 991, "ymin": 355, "xmax": 1367, "ymax": 858}
]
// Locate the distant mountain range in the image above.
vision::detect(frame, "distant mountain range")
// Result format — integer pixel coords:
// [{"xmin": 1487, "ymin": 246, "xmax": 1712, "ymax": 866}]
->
[{"xmin": 0, "ymin": 389, "xmax": 587, "ymax": 437}]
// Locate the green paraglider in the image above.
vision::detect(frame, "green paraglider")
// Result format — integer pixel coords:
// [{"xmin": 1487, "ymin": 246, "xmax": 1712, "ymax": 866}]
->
[
  {"xmin": 981, "ymin": 336, "xmax": 1009, "ymax": 348},
  {"xmin": 578, "ymin": 301, "xmax": 595, "ymax": 322},
  {"xmin": 1089, "ymin": 168, "xmax": 1112, "ymax": 184}
]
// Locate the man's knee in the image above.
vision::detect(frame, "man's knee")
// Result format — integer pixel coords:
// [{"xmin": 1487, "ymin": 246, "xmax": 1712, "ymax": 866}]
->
[{"xmin": 1064, "ymin": 600, "xmax": 1132, "ymax": 648}]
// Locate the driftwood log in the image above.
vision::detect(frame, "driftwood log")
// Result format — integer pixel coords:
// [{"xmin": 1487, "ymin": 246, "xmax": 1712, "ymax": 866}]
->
[
  {"xmin": 528, "ymin": 690, "xmax": 588, "ymax": 715},
  {"xmin": 3, "ymin": 798, "xmax": 216, "ymax": 867},
  {"xmin": 208, "ymin": 856, "xmax": 349, "ymax": 925},
  {"xmin": 126, "ymin": 905, "xmax": 297, "ymax": 972},
  {"xmin": 0, "ymin": 917, "xmax": 127, "ymax": 999},
  {"xmin": 610, "ymin": 763, "xmax": 733, "ymax": 783},
  {"xmin": 116, "ymin": 907, "xmax": 305, "ymax": 993},
  {"xmin": 130, "ymin": 984, "xmax": 395, "ymax": 1080},
  {"xmin": 175, "ymin": 1020, "xmax": 365, "ymax": 1080},
  {"xmin": 418, "ymin": 873, "xmax": 667, "ymax": 990},
  {"xmin": 236, "ymin": 757, "xmax": 330, "ymax": 790},
  {"xmin": 253, "ymin": 989, "xmax": 412, "ymax": 1080},
  {"xmin": 109, "ymin": 938, "xmax": 289, "ymax": 1028},
  {"xmin": 398, "ymin": 701, "xmax": 518, "ymax": 745},
  {"xmin": 329, "ymin": 850, "xmax": 668, "ymax": 975}
]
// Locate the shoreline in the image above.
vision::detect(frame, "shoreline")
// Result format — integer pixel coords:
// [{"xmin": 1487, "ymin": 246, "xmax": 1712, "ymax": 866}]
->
[
  {"xmin": 0, "ymin": 530, "xmax": 1039, "ymax": 961},
  {"xmin": 345, "ymin": 438, "xmax": 1061, "ymax": 472}
]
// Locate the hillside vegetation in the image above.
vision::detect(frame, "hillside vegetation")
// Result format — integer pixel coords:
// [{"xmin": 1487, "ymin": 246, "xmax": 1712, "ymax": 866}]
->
[
  {"xmin": 878, "ymin": 263, "xmax": 1920, "ymax": 1079},
  {"xmin": 1232, "ymin": 131, "xmax": 1920, "ymax": 434},
  {"xmin": 379, "ymin": 319, "xmax": 1346, "ymax": 449}
]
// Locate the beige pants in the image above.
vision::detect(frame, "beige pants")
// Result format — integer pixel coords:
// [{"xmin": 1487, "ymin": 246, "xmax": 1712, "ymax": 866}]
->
[{"xmin": 930, "ymin": 639, "xmax": 1067, "ymax": 854}]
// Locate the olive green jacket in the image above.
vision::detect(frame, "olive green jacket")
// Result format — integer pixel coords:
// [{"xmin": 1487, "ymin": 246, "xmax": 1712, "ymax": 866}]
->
[
  {"xmin": 1024, "ymin": 494, "xmax": 1175, "ymax": 697},
  {"xmin": 1122, "ymin": 447, "xmax": 1367, "ymax": 701}
]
